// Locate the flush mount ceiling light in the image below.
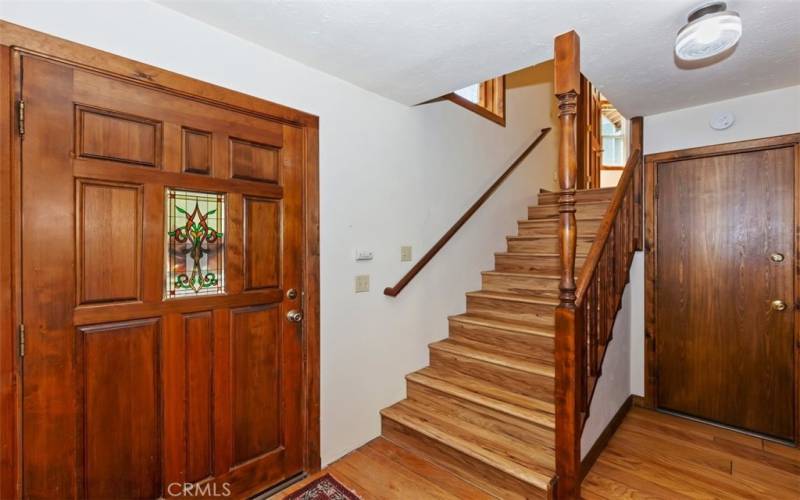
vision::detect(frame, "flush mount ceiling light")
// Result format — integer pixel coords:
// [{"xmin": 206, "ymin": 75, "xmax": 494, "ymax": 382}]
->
[{"xmin": 675, "ymin": 2, "xmax": 742, "ymax": 61}]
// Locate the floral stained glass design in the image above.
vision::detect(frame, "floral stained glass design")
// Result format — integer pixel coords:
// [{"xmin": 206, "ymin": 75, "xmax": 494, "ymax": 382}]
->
[{"xmin": 165, "ymin": 189, "xmax": 225, "ymax": 298}]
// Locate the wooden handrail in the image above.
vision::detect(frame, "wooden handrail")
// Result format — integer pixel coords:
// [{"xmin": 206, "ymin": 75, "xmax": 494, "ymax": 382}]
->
[
  {"xmin": 575, "ymin": 150, "xmax": 641, "ymax": 302},
  {"xmin": 383, "ymin": 127, "xmax": 551, "ymax": 297}
]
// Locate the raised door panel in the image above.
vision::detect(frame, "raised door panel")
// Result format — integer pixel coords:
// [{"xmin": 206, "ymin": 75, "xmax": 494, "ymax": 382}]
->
[
  {"xmin": 230, "ymin": 138, "xmax": 280, "ymax": 183},
  {"xmin": 76, "ymin": 105, "xmax": 162, "ymax": 167},
  {"xmin": 183, "ymin": 128, "xmax": 212, "ymax": 175},
  {"xmin": 79, "ymin": 318, "xmax": 161, "ymax": 499},
  {"xmin": 244, "ymin": 198, "xmax": 281, "ymax": 290},
  {"xmin": 231, "ymin": 305, "xmax": 281, "ymax": 464},
  {"xmin": 184, "ymin": 312, "xmax": 214, "ymax": 483},
  {"xmin": 77, "ymin": 180, "xmax": 143, "ymax": 304}
]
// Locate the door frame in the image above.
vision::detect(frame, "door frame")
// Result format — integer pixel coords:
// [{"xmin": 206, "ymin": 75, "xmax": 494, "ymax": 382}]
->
[
  {"xmin": 0, "ymin": 20, "xmax": 321, "ymax": 498},
  {"xmin": 643, "ymin": 133, "xmax": 800, "ymax": 446}
]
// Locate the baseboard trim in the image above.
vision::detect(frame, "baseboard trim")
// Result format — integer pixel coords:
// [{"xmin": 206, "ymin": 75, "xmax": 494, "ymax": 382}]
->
[{"xmin": 580, "ymin": 395, "xmax": 633, "ymax": 479}]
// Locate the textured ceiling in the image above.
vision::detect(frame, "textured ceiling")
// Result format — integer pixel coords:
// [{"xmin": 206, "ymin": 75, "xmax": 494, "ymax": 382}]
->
[{"xmin": 157, "ymin": 0, "xmax": 800, "ymax": 116}]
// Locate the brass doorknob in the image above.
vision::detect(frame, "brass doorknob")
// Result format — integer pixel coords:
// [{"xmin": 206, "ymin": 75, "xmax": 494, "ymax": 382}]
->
[
  {"xmin": 771, "ymin": 300, "xmax": 787, "ymax": 311},
  {"xmin": 770, "ymin": 253, "xmax": 785, "ymax": 263},
  {"xmin": 287, "ymin": 310, "xmax": 304, "ymax": 322}
]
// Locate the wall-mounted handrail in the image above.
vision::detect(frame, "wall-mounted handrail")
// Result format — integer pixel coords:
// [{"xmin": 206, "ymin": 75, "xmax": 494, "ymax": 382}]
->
[{"xmin": 383, "ymin": 127, "xmax": 551, "ymax": 297}]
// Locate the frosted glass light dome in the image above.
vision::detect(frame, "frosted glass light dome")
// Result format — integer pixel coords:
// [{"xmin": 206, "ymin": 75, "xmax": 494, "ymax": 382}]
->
[{"xmin": 675, "ymin": 2, "xmax": 742, "ymax": 61}]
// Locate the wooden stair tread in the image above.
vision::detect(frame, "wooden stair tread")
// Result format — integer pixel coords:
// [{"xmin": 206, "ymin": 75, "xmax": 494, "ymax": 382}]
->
[
  {"xmin": 480, "ymin": 270, "xmax": 560, "ymax": 279},
  {"xmin": 496, "ymin": 251, "xmax": 589, "ymax": 257},
  {"xmin": 465, "ymin": 290, "xmax": 559, "ymax": 307},
  {"xmin": 407, "ymin": 370, "xmax": 556, "ymax": 430},
  {"xmin": 429, "ymin": 339, "xmax": 555, "ymax": 378},
  {"xmin": 446, "ymin": 335, "xmax": 554, "ymax": 367},
  {"xmin": 530, "ymin": 200, "xmax": 610, "ymax": 209},
  {"xmin": 449, "ymin": 313, "xmax": 555, "ymax": 338},
  {"xmin": 417, "ymin": 367, "xmax": 556, "ymax": 422},
  {"xmin": 381, "ymin": 400, "xmax": 555, "ymax": 490},
  {"xmin": 518, "ymin": 217, "xmax": 603, "ymax": 225},
  {"xmin": 537, "ymin": 186, "xmax": 615, "ymax": 204},
  {"xmin": 508, "ymin": 235, "xmax": 595, "ymax": 241}
]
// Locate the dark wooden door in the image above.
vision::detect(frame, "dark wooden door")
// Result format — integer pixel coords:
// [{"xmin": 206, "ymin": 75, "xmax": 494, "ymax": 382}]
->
[
  {"xmin": 656, "ymin": 146, "xmax": 796, "ymax": 441},
  {"xmin": 20, "ymin": 53, "xmax": 305, "ymax": 498}
]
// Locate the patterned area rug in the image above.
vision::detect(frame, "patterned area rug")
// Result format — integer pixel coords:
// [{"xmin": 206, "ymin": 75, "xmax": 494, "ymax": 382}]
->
[{"xmin": 286, "ymin": 474, "xmax": 361, "ymax": 500}]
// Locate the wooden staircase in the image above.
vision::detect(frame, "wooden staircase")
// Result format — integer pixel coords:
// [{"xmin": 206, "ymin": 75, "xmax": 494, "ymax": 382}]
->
[{"xmin": 380, "ymin": 187, "xmax": 615, "ymax": 499}]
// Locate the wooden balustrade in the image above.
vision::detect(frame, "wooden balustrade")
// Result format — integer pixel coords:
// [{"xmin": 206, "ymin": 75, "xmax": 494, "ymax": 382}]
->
[
  {"xmin": 553, "ymin": 30, "xmax": 642, "ymax": 499},
  {"xmin": 575, "ymin": 151, "xmax": 641, "ymax": 415}
]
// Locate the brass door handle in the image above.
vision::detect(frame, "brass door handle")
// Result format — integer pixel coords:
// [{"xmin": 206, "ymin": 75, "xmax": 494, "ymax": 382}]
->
[
  {"xmin": 771, "ymin": 300, "xmax": 787, "ymax": 311},
  {"xmin": 287, "ymin": 310, "xmax": 304, "ymax": 322}
]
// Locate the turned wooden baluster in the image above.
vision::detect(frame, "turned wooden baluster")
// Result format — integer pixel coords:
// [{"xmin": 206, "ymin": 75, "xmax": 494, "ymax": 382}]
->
[{"xmin": 553, "ymin": 30, "xmax": 582, "ymax": 500}]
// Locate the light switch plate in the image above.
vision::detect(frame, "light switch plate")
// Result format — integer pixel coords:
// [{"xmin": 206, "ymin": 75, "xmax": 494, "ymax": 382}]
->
[
  {"xmin": 400, "ymin": 246, "xmax": 412, "ymax": 262},
  {"xmin": 355, "ymin": 274, "xmax": 370, "ymax": 293},
  {"xmin": 355, "ymin": 249, "xmax": 374, "ymax": 261}
]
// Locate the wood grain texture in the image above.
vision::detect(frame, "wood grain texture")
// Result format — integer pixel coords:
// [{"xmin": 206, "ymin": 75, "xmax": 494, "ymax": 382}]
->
[
  {"xmin": 11, "ymin": 34, "xmax": 318, "ymax": 497},
  {"xmin": 274, "ymin": 438, "xmax": 495, "ymax": 500},
  {"xmin": 583, "ymin": 407, "xmax": 800, "ymax": 499},
  {"xmin": 378, "ymin": 162, "xmax": 614, "ymax": 499},
  {"xmin": 182, "ymin": 127, "xmax": 212, "ymax": 175},
  {"xmin": 77, "ymin": 180, "xmax": 142, "ymax": 304},
  {"xmin": 1, "ymin": 22, "xmax": 320, "ymax": 495},
  {"xmin": 645, "ymin": 134, "xmax": 800, "ymax": 442},
  {"xmin": 278, "ymin": 410, "xmax": 799, "ymax": 499},
  {"xmin": 656, "ymin": 146, "xmax": 795, "ymax": 440},
  {"xmin": 0, "ymin": 45, "xmax": 19, "ymax": 500},
  {"xmin": 554, "ymin": 29, "xmax": 582, "ymax": 500},
  {"xmin": 79, "ymin": 318, "xmax": 162, "ymax": 499}
]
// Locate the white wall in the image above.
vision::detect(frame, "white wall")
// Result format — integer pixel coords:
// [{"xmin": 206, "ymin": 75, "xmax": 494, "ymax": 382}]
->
[
  {"xmin": 644, "ymin": 85, "xmax": 800, "ymax": 155},
  {"xmin": 0, "ymin": 1, "xmax": 559, "ymax": 465}
]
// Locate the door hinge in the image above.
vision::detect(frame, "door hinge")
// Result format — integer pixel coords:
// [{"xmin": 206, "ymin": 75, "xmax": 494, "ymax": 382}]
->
[
  {"xmin": 17, "ymin": 99, "xmax": 25, "ymax": 136},
  {"xmin": 18, "ymin": 324, "xmax": 25, "ymax": 357}
]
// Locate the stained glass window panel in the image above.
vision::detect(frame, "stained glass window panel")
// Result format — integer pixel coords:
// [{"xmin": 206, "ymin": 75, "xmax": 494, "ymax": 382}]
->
[{"xmin": 165, "ymin": 188, "xmax": 225, "ymax": 298}]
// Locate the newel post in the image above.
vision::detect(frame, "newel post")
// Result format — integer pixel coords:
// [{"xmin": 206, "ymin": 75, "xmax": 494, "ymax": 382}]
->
[{"xmin": 554, "ymin": 30, "xmax": 582, "ymax": 500}]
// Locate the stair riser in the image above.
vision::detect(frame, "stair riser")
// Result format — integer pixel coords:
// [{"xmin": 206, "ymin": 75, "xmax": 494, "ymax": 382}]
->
[
  {"xmin": 466, "ymin": 296, "xmax": 555, "ymax": 326},
  {"xmin": 507, "ymin": 237, "xmax": 594, "ymax": 253},
  {"xmin": 527, "ymin": 203, "xmax": 608, "ymax": 220},
  {"xmin": 518, "ymin": 219, "xmax": 601, "ymax": 237},
  {"xmin": 406, "ymin": 383, "xmax": 555, "ymax": 451},
  {"xmin": 448, "ymin": 319, "xmax": 554, "ymax": 364},
  {"xmin": 381, "ymin": 417, "xmax": 548, "ymax": 499},
  {"xmin": 429, "ymin": 351, "xmax": 554, "ymax": 402},
  {"xmin": 481, "ymin": 273, "xmax": 559, "ymax": 297},
  {"xmin": 494, "ymin": 255, "xmax": 586, "ymax": 274},
  {"xmin": 538, "ymin": 189, "xmax": 614, "ymax": 205}
]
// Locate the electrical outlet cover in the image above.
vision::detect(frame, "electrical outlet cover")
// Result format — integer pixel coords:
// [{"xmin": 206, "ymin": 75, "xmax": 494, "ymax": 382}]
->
[
  {"xmin": 401, "ymin": 246, "xmax": 412, "ymax": 262},
  {"xmin": 355, "ymin": 274, "xmax": 370, "ymax": 293}
]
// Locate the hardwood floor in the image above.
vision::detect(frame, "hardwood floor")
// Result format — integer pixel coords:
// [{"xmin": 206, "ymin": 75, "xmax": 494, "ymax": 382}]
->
[
  {"xmin": 273, "ymin": 408, "xmax": 800, "ymax": 499},
  {"xmin": 582, "ymin": 407, "xmax": 800, "ymax": 499},
  {"xmin": 271, "ymin": 437, "xmax": 493, "ymax": 499}
]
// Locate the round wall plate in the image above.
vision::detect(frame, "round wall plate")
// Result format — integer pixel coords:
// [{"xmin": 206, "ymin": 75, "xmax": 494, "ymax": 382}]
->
[{"xmin": 710, "ymin": 111, "xmax": 735, "ymax": 130}]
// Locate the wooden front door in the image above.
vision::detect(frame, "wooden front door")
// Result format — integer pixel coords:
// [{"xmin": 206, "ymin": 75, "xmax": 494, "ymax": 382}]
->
[
  {"xmin": 655, "ymin": 144, "xmax": 796, "ymax": 441},
  {"xmin": 19, "ymin": 52, "xmax": 306, "ymax": 498}
]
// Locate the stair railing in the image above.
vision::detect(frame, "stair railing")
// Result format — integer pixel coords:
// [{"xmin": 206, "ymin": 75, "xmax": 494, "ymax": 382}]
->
[
  {"xmin": 384, "ymin": 127, "xmax": 551, "ymax": 297},
  {"xmin": 553, "ymin": 31, "xmax": 642, "ymax": 499}
]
